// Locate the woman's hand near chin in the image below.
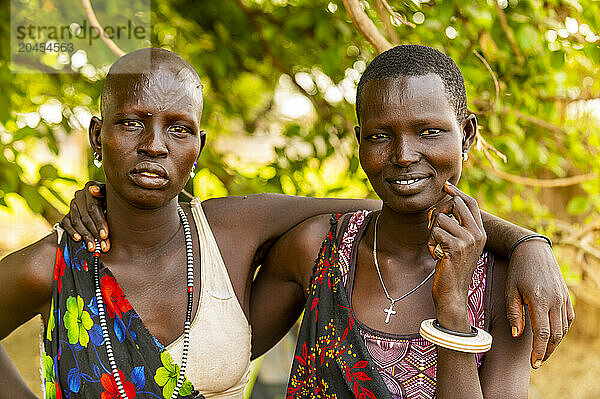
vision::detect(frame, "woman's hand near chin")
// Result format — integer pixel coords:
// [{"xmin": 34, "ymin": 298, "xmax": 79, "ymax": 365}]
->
[
  {"xmin": 427, "ymin": 181, "xmax": 487, "ymax": 332},
  {"xmin": 61, "ymin": 181, "xmax": 109, "ymax": 252}
]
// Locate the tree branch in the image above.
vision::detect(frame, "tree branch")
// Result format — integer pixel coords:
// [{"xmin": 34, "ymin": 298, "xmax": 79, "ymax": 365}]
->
[
  {"xmin": 378, "ymin": 0, "xmax": 415, "ymax": 28},
  {"xmin": 471, "ymin": 99, "xmax": 568, "ymax": 136},
  {"xmin": 556, "ymin": 238, "xmax": 600, "ymax": 262},
  {"xmin": 472, "ymin": 50, "xmax": 499, "ymax": 110},
  {"xmin": 484, "ymin": 167, "xmax": 597, "ymax": 188},
  {"xmin": 81, "ymin": 0, "xmax": 125, "ymax": 57},
  {"xmin": 540, "ymin": 94, "xmax": 600, "ymax": 104},
  {"xmin": 494, "ymin": 0, "xmax": 524, "ymax": 64},
  {"xmin": 341, "ymin": 0, "xmax": 392, "ymax": 53},
  {"xmin": 374, "ymin": 0, "xmax": 399, "ymax": 44}
]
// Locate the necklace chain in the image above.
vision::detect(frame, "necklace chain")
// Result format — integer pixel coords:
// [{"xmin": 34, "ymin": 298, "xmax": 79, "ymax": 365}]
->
[
  {"xmin": 93, "ymin": 204, "xmax": 194, "ymax": 399},
  {"xmin": 372, "ymin": 212, "xmax": 435, "ymax": 323}
]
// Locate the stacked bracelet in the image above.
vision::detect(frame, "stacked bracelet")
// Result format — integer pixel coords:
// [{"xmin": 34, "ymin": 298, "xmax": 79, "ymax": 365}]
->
[
  {"xmin": 508, "ymin": 234, "xmax": 552, "ymax": 260},
  {"xmin": 419, "ymin": 319, "xmax": 493, "ymax": 354}
]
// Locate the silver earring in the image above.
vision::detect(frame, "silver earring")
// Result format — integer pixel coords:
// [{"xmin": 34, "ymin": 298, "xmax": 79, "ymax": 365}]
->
[
  {"xmin": 93, "ymin": 152, "xmax": 102, "ymax": 168},
  {"xmin": 190, "ymin": 161, "xmax": 197, "ymax": 178},
  {"xmin": 462, "ymin": 152, "xmax": 468, "ymax": 162}
]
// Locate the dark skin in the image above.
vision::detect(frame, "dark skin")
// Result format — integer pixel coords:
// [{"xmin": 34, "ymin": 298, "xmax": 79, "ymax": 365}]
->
[
  {"xmin": 253, "ymin": 75, "xmax": 532, "ymax": 397},
  {"xmin": 66, "ymin": 78, "xmax": 572, "ymax": 365},
  {"xmin": 0, "ymin": 49, "xmax": 385, "ymax": 398},
  {"xmin": 2, "ymin": 51, "xmax": 571, "ymax": 396}
]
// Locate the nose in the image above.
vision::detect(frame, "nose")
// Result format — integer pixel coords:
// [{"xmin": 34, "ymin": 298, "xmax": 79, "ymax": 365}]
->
[
  {"xmin": 391, "ymin": 135, "xmax": 419, "ymax": 166},
  {"xmin": 137, "ymin": 124, "xmax": 168, "ymax": 158}
]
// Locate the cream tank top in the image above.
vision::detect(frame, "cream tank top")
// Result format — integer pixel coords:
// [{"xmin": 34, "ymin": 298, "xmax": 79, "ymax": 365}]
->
[{"xmin": 165, "ymin": 198, "xmax": 251, "ymax": 398}]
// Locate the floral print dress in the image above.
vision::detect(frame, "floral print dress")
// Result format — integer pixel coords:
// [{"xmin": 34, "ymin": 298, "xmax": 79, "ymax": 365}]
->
[{"xmin": 43, "ymin": 231, "xmax": 198, "ymax": 398}]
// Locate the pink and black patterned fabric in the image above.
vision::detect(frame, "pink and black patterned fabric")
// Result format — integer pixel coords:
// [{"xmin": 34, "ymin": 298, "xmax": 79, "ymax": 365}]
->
[
  {"xmin": 286, "ymin": 211, "xmax": 493, "ymax": 399},
  {"xmin": 338, "ymin": 211, "xmax": 493, "ymax": 399}
]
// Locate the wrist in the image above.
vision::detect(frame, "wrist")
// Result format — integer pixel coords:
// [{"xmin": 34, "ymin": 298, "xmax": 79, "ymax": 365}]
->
[
  {"xmin": 509, "ymin": 234, "xmax": 552, "ymax": 260},
  {"xmin": 434, "ymin": 302, "xmax": 470, "ymax": 333}
]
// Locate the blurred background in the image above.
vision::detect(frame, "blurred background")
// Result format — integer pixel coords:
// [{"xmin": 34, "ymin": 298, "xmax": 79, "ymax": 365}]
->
[{"xmin": 0, "ymin": 0, "xmax": 599, "ymax": 398}]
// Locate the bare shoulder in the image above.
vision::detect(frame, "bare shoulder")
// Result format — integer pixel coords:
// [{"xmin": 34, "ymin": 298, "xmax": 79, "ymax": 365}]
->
[
  {"xmin": 267, "ymin": 213, "xmax": 333, "ymax": 291},
  {"xmin": 0, "ymin": 233, "xmax": 57, "ymax": 338},
  {"xmin": 1, "ymin": 233, "xmax": 57, "ymax": 291}
]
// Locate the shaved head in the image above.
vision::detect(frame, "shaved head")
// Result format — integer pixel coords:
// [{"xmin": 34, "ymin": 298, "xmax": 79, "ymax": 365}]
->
[{"xmin": 100, "ymin": 48, "xmax": 203, "ymax": 118}]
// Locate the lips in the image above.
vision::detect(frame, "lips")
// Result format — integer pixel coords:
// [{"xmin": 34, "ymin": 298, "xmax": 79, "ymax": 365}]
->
[
  {"xmin": 385, "ymin": 174, "xmax": 432, "ymax": 194},
  {"xmin": 129, "ymin": 162, "xmax": 169, "ymax": 189}
]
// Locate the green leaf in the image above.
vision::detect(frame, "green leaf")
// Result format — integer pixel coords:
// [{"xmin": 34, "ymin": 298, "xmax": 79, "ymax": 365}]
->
[
  {"xmin": 39, "ymin": 164, "xmax": 59, "ymax": 180},
  {"xmin": 567, "ymin": 196, "xmax": 591, "ymax": 215},
  {"xmin": 12, "ymin": 127, "xmax": 39, "ymax": 141}
]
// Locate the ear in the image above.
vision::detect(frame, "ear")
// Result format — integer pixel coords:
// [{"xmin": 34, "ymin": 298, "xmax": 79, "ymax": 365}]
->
[
  {"xmin": 89, "ymin": 116, "xmax": 103, "ymax": 158},
  {"xmin": 354, "ymin": 126, "xmax": 361, "ymax": 144},
  {"xmin": 461, "ymin": 114, "xmax": 477, "ymax": 154}
]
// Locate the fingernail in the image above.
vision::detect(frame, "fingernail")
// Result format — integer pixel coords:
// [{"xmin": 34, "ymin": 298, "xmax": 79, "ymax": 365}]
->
[
  {"xmin": 427, "ymin": 208, "xmax": 435, "ymax": 230},
  {"xmin": 73, "ymin": 233, "xmax": 81, "ymax": 241},
  {"xmin": 100, "ymin": 229, "xmax": 107, "ymax": 239},
  {"xmin": 87, "ymin": 242, "xmax": 94, "ymax": 252},
  {"xmin": 512, "ymin": 326, "xmax": 518, "ymax": 337},
  {"xmin": 534, "ymin": 360, "xmax": 542, "ymax": 368},
  {"xmin": 443, "ymin": 181, "xmax": 452, "ymax": 193},
  {"xmin": 100, "ymin": 241, "xmax": 107, "ymax": 252}
]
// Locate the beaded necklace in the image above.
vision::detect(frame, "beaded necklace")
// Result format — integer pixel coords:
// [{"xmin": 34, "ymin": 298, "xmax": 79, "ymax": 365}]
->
[{"xmin": 93, "ymin": 205, "xmax": 194, "ymax": 399}]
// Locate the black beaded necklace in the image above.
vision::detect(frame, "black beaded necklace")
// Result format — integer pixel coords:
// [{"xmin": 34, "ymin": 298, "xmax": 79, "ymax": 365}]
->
[{"xmin": 93, "ymin": 205, "xmax": 194, "ymax": 399}]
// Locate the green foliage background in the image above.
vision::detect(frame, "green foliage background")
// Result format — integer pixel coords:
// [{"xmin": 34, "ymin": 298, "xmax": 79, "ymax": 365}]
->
[
  {"xmin": 0, "ymin": 0, "xmax": 599, "ymax": 397},
  {"xmin": 1, "ymin": 0, "xmax": 598, "ymax": 280},
  {"xmin": 0, "ymin": 0, "xmax": 597, "ymax": 295}
]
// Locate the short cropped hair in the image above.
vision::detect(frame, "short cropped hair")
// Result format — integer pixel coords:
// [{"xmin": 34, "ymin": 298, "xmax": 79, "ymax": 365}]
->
[{"xmin": 356, "ymin": 45, "xmax": 468, "ymax": 123}]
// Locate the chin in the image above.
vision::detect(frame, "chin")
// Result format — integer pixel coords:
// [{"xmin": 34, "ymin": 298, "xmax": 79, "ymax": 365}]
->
[
  {"xmin": 381, "ymin": 189, "xmax": 448, "ymax": 215},
  {"xmin": 113, "ymin": 184, "xmax": 181, "ymax": 210}
]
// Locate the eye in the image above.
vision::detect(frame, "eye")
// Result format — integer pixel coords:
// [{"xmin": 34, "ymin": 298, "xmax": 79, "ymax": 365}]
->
[
  {"xmin": 168, "ymin": 125, "xmax": 192, "ymax": 136},
  {"xmin": 366, "ymin": 132, "xmax": 390, "ymax": 142},
  {"xmin": 420, "ymin": 128, "xmax": 443, "ymax": 136},
  {"xmin": 119, "ymin": 120, "xmax": 143, "ymax": 129}
]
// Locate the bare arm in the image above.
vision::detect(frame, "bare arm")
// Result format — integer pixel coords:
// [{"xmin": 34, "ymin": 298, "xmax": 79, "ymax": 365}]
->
[
  {"xmin": 480, "ymin": 210, "xmax": 573, "ymax": 367},
  {"xmin": 204, "ymin": 194, "xmax": 379, "ymax": 258},
  {"xmin": 479, "ymin": 255, "xmax": 532, "ymax": 398},
  {"xmin": 434, "ymin": 256, "xmax": 532, "ymax": 399},
  {"xmin": 0, "ymin": 234, "xmax": 55, "ymax": 398},
  {"xmin": 249, "ymin": 214, "xmax": 331, "ymax": 358},
  {"xmin": 64, "ymin": 182, "xmax": 573, "ymax": 366}
]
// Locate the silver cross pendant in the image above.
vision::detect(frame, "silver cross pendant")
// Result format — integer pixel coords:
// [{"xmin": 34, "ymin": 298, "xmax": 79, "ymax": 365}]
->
[{"xmin": 384, "ymin": 302, "xmax": 397, "ymax": 324}]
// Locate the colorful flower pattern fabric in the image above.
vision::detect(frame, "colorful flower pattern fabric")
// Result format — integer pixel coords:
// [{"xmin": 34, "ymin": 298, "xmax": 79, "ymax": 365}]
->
[
  {"xmin": 43, "ymin": 234, "xmax": 196, "ymax": 398},
  {"xmin": 286, "ymin": 214, "xmax": 392, "ymax": 399}
]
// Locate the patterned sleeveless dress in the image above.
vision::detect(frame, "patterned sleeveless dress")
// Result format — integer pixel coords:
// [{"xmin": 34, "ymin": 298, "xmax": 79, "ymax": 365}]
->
[
  {"xmin": 286, "ymin": 211, "xmax": 493, "ymax": 399},
  {"xmin": 42, "ymin": 231, "xmax": 199, "ymax": 399},
  {"xmin": 338, "ymin": 211, "xmax": 493, "ymax": 399},
  {"xmin": 42, "ymin": 199, "xmax": 252, "ymax": 398}
]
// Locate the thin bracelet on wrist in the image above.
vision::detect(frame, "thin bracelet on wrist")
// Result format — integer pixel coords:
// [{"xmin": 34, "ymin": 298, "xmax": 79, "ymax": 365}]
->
[{"xmin": 508, "ymin": 233, "xmax": 552, "ymax": 260}]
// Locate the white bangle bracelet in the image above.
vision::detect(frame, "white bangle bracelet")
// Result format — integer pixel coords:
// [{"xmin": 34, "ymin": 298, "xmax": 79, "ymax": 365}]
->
[{"xmin": 419, "ymin": 319, "xmax": 493, "ymax": 354}]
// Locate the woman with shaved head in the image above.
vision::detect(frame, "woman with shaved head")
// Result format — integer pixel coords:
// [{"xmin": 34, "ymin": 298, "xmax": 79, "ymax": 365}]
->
[{"xmin": 0, "ymin": 48, "xmax": 571, "ymax": 398}]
